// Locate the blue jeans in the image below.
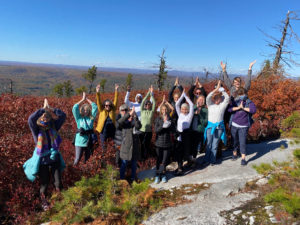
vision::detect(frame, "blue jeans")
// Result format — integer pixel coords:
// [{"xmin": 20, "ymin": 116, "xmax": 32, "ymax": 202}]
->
[
  {"xmin": 120, "ymin": 159, "xmax": 137, "ymax": 180},
  {"xmin": 231, "ymin": 126, "xmax": 248, "ymax": 155},
  {"xmin": 204, "ymin": 128, "xmax": 223, "ymax": 163}
]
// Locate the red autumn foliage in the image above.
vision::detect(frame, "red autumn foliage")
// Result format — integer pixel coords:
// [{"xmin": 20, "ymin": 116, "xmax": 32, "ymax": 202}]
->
[{"xmin": 0, "ymin": 75, "xmax": 299, "ymax": 223}]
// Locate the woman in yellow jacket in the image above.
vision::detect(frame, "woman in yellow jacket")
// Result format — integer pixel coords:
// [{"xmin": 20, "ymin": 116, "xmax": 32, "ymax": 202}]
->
[{"xmin": 96, "ymin": 84, "xmax": 119, "ymax": 149}]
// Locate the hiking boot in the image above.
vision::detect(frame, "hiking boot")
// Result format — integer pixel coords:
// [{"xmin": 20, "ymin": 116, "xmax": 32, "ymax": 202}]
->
[
  {"xmin": 241, "ymin": 159, "xmax": 247, "ymax": 166},
  {"xmin": 161, "ymin": 175, "xmax": 167, "ymax": 183},
  {"xmin": 154, "ymin": 176, "xmax": 160, "ymax": 184},
  {"xmin": 232, "ymin": 155, "xmax": 238, "ymax": 161}
]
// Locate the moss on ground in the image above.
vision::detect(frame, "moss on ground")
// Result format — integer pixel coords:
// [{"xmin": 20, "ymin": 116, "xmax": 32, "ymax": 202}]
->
[{"xmin": 31, "ymin": 165, "xmax": 209, "ymax": 225}]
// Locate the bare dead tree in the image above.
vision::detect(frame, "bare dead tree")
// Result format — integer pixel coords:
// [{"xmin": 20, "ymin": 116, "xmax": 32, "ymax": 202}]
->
[{"xmin": 259, "ymin": 10, "xmax": 300, "ymax": 73}]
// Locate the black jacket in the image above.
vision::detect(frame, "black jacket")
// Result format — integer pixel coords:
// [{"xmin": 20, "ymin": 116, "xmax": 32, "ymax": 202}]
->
[{"xmin": 154, "ymin": 116, "xmax": 174, "ymax": 148}]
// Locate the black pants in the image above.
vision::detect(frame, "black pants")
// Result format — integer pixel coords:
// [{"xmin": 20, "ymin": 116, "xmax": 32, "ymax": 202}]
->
[
  {"xmin": 39, "ymin": 160, "xmax": 62, "ymax": 196},
  {"xmin": 74, "ymin": 146, "xmax": 91, "ymax": 165},
  {"xmin": 176, "ymin": 130, "xmax": 191, "ymax": 169},
  {"xmin": 155, "ymin": 147, "xmax": 170, "ymax": 175},
  {"xmin": 190, "ymin": 131, "xmax": 204, "ymax": 158},
  {"xmin": 139, "ymin": 132, "xmax": 152, "ymax": 160}
]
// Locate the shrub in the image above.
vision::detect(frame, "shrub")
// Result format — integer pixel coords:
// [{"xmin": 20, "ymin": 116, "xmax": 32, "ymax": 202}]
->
[{"xmin": 252, "ymin": 163, "xmax": 274, "ymax": 175}]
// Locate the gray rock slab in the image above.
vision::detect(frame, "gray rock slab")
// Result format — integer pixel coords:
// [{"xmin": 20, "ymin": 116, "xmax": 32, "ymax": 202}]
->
[{"xmin": 141, "ymin": 139, "xmax": 299, "ymax": 225}]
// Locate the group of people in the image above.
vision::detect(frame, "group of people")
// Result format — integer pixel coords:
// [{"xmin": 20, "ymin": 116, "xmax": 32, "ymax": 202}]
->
[{"xmin": 23, "ymin": 61, "xmax": 257, "ymax": 210}]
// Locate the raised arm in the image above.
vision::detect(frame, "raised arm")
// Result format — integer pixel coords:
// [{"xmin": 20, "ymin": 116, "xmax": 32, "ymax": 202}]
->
[
  {"xmin": 124, "ymin": 86, "xmax": 133, "ymax": 107},
  {"xmin": 149, "ymin": 85, "xmax": 156, "ymax": 112},
  {"xmin": 175, "ymin": 91, "xmax": 185, "ymax": 115},
  {"xmin": 113, "ymin": 84, "xmax": 119, "ymax": 111},
  {"xmin": 168, "ymin": 85, "xmax": 176, "ymax": 103},
  {"xmin": 244, "ymin": 60, "xmax": 256, "ymax": 91},
  {"xmin": 141, "ymin": 90, "xmax": 151, "ymax": 112},
  {"xmin": 96, "ymin": 84, "xmax": 103, "ymax": 111},
  {"xmin": 220, "ymin": 91, "xmax": 230, "ymax": 110},
  {"xmin": 53, "ymin": 108, "xmax": 66, "ymax": 131},
  {"xmin": 184, "ymin": 93, "xmax": 194, "ymax": 123},
  {"xmin": 28, "ymin": 108, "xmax": 45, "ymax": 144},
  {"xmin": 221, "ymin": 61, "xmax": 232, "ymax": 90}
]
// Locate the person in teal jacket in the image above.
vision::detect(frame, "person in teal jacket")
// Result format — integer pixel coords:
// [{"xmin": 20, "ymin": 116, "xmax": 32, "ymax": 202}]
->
[
  {"xmin": 72, "ymin": 92, "xmax": 98, "ymax": 165},
  {"xmin": 140, "ymin": 85, "xmax": 156, "ymax": 160}
]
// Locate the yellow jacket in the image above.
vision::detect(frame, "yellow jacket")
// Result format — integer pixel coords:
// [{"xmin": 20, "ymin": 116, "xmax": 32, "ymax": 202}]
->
[{"xmin": 95, "ymin": 91, "xmax": 118, "ymax": 133}]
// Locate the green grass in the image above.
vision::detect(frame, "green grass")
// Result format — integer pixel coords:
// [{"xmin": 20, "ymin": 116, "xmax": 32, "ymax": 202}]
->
[
  {"xmin": 293, "ymin": 149, "xmax": 300, "ymax": 161},
  {"xmin": 264, "ymin": 188, "xmax": 300, "ymax": 217},
  {"xmin": 252, "ymin": 163, "xmax": 274, "ymax": 175}
]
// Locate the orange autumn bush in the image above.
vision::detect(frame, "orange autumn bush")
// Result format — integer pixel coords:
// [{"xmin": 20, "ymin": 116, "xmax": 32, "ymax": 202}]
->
[{"xmin": 0, "ymin": 75, "xmax": 299, "ymax": 223}]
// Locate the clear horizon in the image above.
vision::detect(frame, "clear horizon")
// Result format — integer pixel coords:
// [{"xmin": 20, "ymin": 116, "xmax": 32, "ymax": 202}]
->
[{"xmin": 0, "ymin": 0, "xmax": 300, "ymax": 76}]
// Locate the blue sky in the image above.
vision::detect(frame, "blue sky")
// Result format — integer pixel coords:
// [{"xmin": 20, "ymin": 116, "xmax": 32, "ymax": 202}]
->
[{"xmin": 0, "ymin": 0, "xmax": 300, "ymax": 76}]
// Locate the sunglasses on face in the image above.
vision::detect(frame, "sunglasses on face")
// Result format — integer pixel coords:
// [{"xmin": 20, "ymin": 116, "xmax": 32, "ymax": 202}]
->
[
  {"xmin": 145, "ymin": 103, "xmax": 151, "ymax": 106},
  {"xmin": 195, "ymin": 92, "xmax": 201, "ymax": 95},
  {"xmin": 105, "ymin": 104, "xmax": 111, "ymax": 107},
  {"xmin": 121, "ymin": 109, "xmax": 128, "ymax": 112}
]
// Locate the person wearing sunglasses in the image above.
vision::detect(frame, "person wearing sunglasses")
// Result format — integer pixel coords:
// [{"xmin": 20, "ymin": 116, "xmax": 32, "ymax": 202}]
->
[
  {"xmin": 95, "ymin": 84, "xmax": 119, "ymax": 150},
  {"xmin": 188, "ymin": 76, "xmax": 207, "ymax": 104},
  {"xmin": 116, "ymin": 105, "xmax": 142, "ymax": 182},
  {"xmin": 140, "ymin": 85, "xmax": 156, "ymax": 160}
]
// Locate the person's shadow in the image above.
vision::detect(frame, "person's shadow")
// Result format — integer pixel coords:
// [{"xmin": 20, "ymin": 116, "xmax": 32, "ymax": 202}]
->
[{"xmin": 245, "ymin": 140, "xmax": 288, "ymax": 163}]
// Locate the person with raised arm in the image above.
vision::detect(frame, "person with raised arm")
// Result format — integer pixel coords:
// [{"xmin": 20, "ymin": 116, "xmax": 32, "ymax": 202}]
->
[
  {"xmin": 95, "ymin": 83, "xmax": 119, "ymax": 149},
  {"xmin": 24, "ymin": 99, "xmax": 66, "ymax": 211},
  {"xmin": 124, "ymin": 86, "xmax": 144, "ymax": 120},
  {"xmin": 139, "ymin": 85, "xmax": 156, "ymax": 160},
  {"xmin": 228, "ymin": 87, "xmax": 256, "ymax": 166},
  {"xmin": 175, "ymin": 89, "xmax": 194, "ymax": 175},
  {"xmin": 72, "ymin": 92, "xmax": 98, "ymax": 165},
  {"xmin": 168, "ymin": 77, "xmax": 183, "ymax": 116},
  {"xmin": 188, "ymin": 76, "xmax": 207, "ymax": 103},
  {"xmin": 154, "ymin": 95, "xmax": 174, "ymax": 183},
  {"xmin": 221, "ymin": 60, "xmax": 256, "ymax": 98},
  {"xmin": 190, "ymin": 94, "xmax": 208, "ymax": 165},
  {"xmin": 203, "ymin": 80, "xmax": 230, "ymax": 166},
  {"xmin": 117, "ymin": 106, "xmax": 142, "ymax": 182}
]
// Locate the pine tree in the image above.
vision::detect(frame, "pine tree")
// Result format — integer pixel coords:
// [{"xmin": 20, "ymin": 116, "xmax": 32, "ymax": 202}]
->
[
  {"xmin": 82, "ymin": 65, "xmax": 97, "ymax": 94},
  {"xmin": 156, "ymin": 49, "xmax": 168, "ymax": 91}
]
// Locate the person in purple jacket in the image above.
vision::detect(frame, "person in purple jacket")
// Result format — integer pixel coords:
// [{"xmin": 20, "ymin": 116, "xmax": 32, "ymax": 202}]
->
[{"xmin": 228, "ymin": 88, "xmax": 256, "ymax": 166}]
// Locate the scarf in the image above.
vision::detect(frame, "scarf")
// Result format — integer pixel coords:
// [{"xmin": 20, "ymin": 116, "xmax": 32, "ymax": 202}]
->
[{"xmin": 23, "ymin": 127, "xmax": 65, "ymax": 182}]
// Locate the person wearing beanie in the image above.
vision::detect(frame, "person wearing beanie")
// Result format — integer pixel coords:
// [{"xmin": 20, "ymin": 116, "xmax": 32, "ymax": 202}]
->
[{"xmin": 124, "ymin": 86, "xmax": 144, "ymax": 120}]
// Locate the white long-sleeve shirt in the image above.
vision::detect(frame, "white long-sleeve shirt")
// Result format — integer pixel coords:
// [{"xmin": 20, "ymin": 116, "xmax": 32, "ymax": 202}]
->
[
  {"xmin": 176, "ymin": 92, "xmax": 194, "ymax": 133},
  {"xmin": 206, "ymin": 90, "xmax": 230, "ymax": 123},
  {"xmin": 124, "ymin": 91, "xmax": 142, "ymax": 120}
]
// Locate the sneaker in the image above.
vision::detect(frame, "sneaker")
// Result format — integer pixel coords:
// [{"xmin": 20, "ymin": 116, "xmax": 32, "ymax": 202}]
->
[
  {"xmin": 154, "ymin": 176, "xmax": 160, "ymax": 184},
  {"xmin": 161, "ymin": 175, "xmax": 167, "ymax": 183},
  {"xmin": 241, "ymin": 159, "xmax": 247, "ymax": 166},
  {"xmin": 232, "ymin": 155, "xmax": 238, "ymax": 161}
]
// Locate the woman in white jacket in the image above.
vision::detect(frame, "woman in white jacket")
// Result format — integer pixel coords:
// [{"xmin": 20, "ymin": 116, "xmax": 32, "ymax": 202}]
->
[
  {"xmin": 175, "ymin": 90, "xmax": 194, "ymax": 175},
  {"xmin": 203, "ymin": 80, "xmax": 229, "ymax": 166}
]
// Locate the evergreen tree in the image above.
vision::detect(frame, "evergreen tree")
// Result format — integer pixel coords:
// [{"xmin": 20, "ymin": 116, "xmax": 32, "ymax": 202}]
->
[
  {"xmin": 82, "ymin": 65, "xmax": 97, "ymax": 94},
  {"xmin": 155, "ymin": 49, "xmax": 168, "ymax": 91},
  {"xmin": 75, "ymin": 86, "xmax": 87, "ymax": 95},
  {"xmin": 63, "ymin": 80, "xmax": 74, "ymax": 97},
  {"xmin": 99, "ymin": 79, "xmax": 107, "ymax": 93},
  {"xmin": 53, "ymin": 83, "xmax": 64, "ymax": 97},
  {"xmin": 126, "ymin": 73, "xmax": 133, "ymax": 88}
]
